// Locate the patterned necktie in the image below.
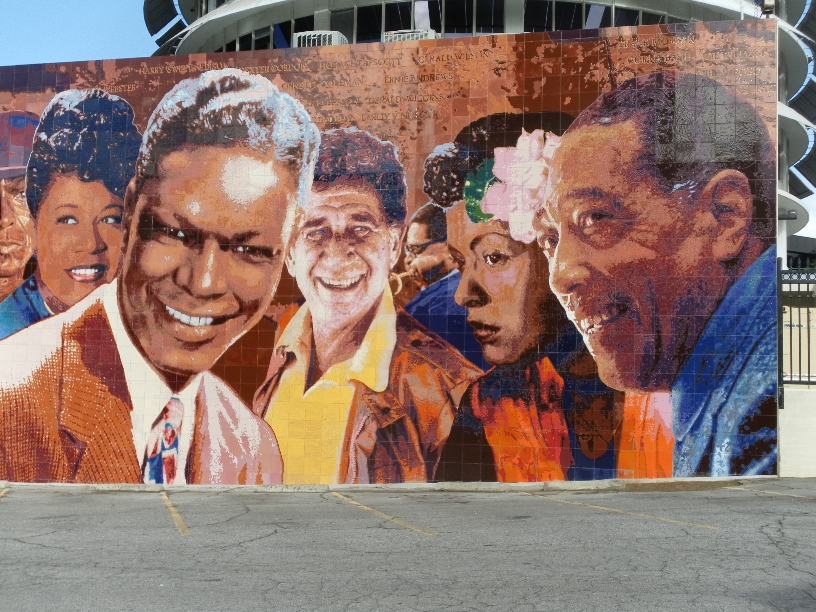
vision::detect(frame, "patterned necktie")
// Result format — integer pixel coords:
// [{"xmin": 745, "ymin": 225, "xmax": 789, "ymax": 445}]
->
[{"xmin": 143, "ymin": 397, "xmax": 184, "ymax": 485}]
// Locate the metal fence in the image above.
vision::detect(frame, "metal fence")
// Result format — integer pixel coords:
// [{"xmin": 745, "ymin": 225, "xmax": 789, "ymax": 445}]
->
[{"xmin": 780, "ymin": 266, "xmax": 816, "ymax": 385}]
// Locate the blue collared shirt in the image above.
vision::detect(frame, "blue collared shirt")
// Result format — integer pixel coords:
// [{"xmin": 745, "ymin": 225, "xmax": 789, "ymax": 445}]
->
[
  {"xmin": 0, "ymin": 275, "xmax": 50, "ymax": 341},
  {"xmin": 405, "ymin": 269, "xmax": 491, "ymax": 371},
  {"xmin": 672, "ymin": 247, "xmax": 778, "ymax": 477}
]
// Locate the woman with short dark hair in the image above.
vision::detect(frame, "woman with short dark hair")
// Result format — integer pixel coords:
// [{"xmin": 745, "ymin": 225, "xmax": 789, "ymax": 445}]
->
[{"xmin": 0, "ymin": 89, "xmax": 141, "ymax": 340}]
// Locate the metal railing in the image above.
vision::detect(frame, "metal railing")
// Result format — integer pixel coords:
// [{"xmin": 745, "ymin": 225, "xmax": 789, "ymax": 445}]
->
[{"xmin": 780, "ymin": 266, "xmax": 816, "ymax": 384}]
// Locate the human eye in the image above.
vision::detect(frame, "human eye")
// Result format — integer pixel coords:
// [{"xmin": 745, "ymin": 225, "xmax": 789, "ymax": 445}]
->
[
  {"xmin": 99, "ymin": 214, "xmax": 123, "ymax": 226},
  {"xmin": 352, "ymin": 225, "xmax": 372, "ymax": 237},
  {"xmin": 232, "ymin": 244, "xmax": 276, "ymax": 264},
  {"xmin": 138, "ymin": 212, "xmax": 195, "ymax": 246},
  {"xmin": 164, "ymin": 226, "xmax": 188, "ymax": 242},
  {"xmin": 306, "ymin": 227, "xmax": 329, "ymax": 242},
  {"xmin": 483, "ymin": 251, "xmax": 510, "ymax": 267},
  {"xmin": 56, "ymin": 215, "xmax": 79, "ymax": 225},
  {"xmin": 580, "ymin": 210, "xmax": 613, "ymax": 231},
  {"xmin": 446, "ymin": 246, "xmax": 466, "ymax": 270},
  {"xmin": 537, "ymin": 226, "xmax": 560, "ymax": 258}
]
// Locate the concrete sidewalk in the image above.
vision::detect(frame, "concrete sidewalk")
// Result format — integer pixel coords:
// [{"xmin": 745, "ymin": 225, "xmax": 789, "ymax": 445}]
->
[
  {"xmin": 0, "ymin": 473, "xmax": 780, "ymax": 493},
  {"xmin": 0, "ymin": 478, "xmax": 814, "ymax": 611}
]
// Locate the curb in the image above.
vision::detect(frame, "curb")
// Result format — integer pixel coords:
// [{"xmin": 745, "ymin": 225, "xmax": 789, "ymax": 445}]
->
[{"xmin": 0, "ymin": 475, "xmax": 778, "ymax": 494}]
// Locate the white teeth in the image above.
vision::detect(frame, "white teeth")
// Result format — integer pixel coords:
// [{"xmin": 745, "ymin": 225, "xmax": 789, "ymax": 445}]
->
[
  {"xmin": 166, "ymin": 305, "xmax": 214, "ymax": 327},
  {"xmin": 318, "ymin": 274, "xmax": 364, "ymax": 289},
  {"xmin": 70, "ymin": 267, "xmax": 101, "ymax": 278},
  {"xmin": 577, "ymin": 304, "xmax": 625, "ymax": 335}
]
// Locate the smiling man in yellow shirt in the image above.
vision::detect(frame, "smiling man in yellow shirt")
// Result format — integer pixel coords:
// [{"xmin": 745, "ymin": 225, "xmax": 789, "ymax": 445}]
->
[{"xmin": 253, "ymin": 127, "xmax": 481, "ymax": 485}]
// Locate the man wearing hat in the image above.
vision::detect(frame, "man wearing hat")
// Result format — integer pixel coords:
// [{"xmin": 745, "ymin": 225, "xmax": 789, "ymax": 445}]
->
[{"xmin": 0, "ymin": 111, "xmax": 38, "ymax": 303}]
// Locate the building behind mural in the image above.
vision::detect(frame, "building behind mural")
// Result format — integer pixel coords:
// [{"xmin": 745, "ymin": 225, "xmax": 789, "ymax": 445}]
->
[{"xmin": 0, "ymin": 19, "xmax": 778, "ymax": 485}]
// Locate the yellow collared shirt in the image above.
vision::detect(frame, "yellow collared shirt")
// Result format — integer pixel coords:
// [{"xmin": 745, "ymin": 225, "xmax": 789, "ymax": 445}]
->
[{"xmin": 265, "ymin": 288, "xmax": 397, "ymax": 484}]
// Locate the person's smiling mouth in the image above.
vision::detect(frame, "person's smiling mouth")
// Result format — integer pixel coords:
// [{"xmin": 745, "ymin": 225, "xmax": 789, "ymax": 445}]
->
[
  {"xmin": 573, "ymin": 300, "xmax": 631, "ymax": 336},
  {"xmin": 316, "ymin": 272, "xmax": 366, "ymax": 291},
  {"xmin": 65, "ymin": 264, "xmax": 108, "ymax": 284},
  {"xmin": 0, "ymin": 241, "xmax": 26, "ymax": 255},
  {"xmin": 164, "ymin": 304, "xmax": 231, "ymax": 328}
]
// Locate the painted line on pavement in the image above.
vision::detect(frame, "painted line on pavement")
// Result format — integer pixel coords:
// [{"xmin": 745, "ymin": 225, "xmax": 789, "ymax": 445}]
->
[
  {"xmin": 524, "ymin": 492, "xmax": 719, "ymax": 530},
  {"xmin": 331, "ymin": 492, "xmax": 436, "ymax": 536},
  {"xmin": 161, "ymin": 491, "xmax": 191, "ymax": 536},
  {"xmin": 0, "ymin": 488, "xmax": 9, "ymax": 500},
  {"xmin": 725, "ymin": 486, "xmax": 816, "ymax": 501}
]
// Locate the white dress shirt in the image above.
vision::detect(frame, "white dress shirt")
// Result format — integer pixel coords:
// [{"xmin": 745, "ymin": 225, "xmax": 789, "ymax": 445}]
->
[{"xmin": 102, "ymin": 280, "xmax": 200, "ymax": 484}]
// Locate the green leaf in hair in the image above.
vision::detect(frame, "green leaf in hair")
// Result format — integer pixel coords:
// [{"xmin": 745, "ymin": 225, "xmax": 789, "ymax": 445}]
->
[{"xmin": 463, "ymin": 158, "xmax": 496, "ymax": 224}]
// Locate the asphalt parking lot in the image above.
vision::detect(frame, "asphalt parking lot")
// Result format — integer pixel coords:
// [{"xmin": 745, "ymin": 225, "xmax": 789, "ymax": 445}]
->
[{"xmin": 1, "ymin": 478, "xmax": 814, "ymax": 612}]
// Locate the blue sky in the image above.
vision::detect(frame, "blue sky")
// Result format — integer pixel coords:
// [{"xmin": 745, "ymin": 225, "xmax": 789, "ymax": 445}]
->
[{"xmin": 0, "ymin": 0, "xmax": 158, "ymax": 67}]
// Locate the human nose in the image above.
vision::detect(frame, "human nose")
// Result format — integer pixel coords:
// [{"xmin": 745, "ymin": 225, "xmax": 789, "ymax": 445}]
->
[
  {"xmin": 180, "ymin": 238, "xmax": 229, "ymax": 297},
  {"xmin": 0, "ymin": 182, "xmax": 15, "ymax": 229},
  {"xmin": 321, "ymin": 231, "xmax": 357, "ymax": 262},
  {"xmin": 548, "ymin": 227, "xmax": 592, "ymax": 298},
  {"xmin": 454, "ymin": 260, "xmax": 488, "ymax": 309},
  {"xmin": 86, "ymin": 222, "xmax": 111, "ymax": 255}
]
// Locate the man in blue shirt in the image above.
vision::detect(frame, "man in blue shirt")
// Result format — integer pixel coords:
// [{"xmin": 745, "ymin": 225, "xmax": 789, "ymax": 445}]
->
[
  {"xmin": 537, "ymin": 70, "xmax": 777, "ymax": 476},
  {"xmin": 404, "ymin": 202, "xmax": 490, "ymax": 370}
]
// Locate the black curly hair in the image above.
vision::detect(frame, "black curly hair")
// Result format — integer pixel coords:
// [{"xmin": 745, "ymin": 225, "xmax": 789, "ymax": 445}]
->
[{"xmin": 423, "ymin": 112, "xmax": 574, "ymax": 209}]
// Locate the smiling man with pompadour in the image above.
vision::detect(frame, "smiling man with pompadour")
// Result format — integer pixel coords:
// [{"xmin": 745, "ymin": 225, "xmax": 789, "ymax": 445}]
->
[
  {"xmin": 0, "ymin": 69, "xmax": 319, "ymax": 485},
  {"xmin": 253, "ymin": 128, "xmax": 481, "ymax": 485}
]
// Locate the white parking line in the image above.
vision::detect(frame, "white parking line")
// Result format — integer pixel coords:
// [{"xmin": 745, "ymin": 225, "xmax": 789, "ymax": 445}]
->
[{"xmin": 523, "ymin": 492, "xmax": 719, "ymax": 530}]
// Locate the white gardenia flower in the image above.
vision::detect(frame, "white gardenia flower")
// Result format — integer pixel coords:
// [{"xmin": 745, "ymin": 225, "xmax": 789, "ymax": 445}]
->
[{"xmin": 481, "ymin": 129, "xmax": 561, "ymax": 244}]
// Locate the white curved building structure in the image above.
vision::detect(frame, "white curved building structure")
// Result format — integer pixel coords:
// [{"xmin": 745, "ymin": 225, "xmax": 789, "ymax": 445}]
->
[{"xmin": 145, "ymin": 0, "xmax": 816, "ymax": 266}]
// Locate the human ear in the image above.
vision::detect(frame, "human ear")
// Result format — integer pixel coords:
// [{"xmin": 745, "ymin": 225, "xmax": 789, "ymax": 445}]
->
[
  {"xmin": 120, "ymin": 179, "xmax": 138, "ymax": 254},
  {"xmin": 284, "ymin": 247, "xmax": 296, "ymax": 279},
  {"xmin": 697, "ymin": 170, "xmax": 752, "ymax": 261},
  {"xmin": 387, "ymin": 224, "xmax": 406, "ymax": 270}
]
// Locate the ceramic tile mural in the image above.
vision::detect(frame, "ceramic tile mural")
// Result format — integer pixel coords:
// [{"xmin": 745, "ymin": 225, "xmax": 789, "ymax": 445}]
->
[{"xmin": 0, "ymin": 19, "xmax": 778, "ymax": 485}]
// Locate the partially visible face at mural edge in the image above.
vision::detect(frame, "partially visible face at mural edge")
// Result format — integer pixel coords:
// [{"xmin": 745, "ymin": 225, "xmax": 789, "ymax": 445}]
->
[
  {"xmin": 447, "ymin": 203, "xmax": 563, "ymax": 366},
  {"xmin": 538, "ymin": 119, "xmax": 756, "ymax": 393},
  {"xmin": 34, "ymin": 173, "xmax": 124, "ymax": 310},
  {"xmin": 119, "ymin": 144, "xmax": 297, "ymax": 382},
  {"xmin": 403, "ymin": 204, "xmax": 454, "ymax": 288},
  {"xmin": 288, "ymin": 178, "xmax": 403, "ymax": 332},
  {"xmin": 0, "ymin": 176, "xmax": 35, "ymax": 285}
]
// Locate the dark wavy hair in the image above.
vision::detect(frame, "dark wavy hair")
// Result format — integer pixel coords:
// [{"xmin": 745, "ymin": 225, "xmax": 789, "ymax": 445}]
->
[
  {"xmin": 313, "ymin": 127, "xmax": 407, "ymax": 226},
  {"xmin": 423, "ymin": 111, "xmax": 574, "ymax": 209},
  {"xmin": 25, "ymin": 89, "xmax": 142, "ymax": 218},
  {"xmin": 568, "ymin": 70, "xmax": 775, "ymax": 247}
]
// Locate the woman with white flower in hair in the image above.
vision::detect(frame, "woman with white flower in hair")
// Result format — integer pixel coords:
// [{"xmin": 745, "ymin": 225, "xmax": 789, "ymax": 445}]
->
[{"xmin": 433, "ymin": 112, "xmax": 621, "ymax": 483}]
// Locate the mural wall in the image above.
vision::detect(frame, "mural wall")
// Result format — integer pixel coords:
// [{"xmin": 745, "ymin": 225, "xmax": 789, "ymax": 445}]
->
[{"xmin": 0, "ymin": 19, "xmax": 778, "ymax": 485}]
